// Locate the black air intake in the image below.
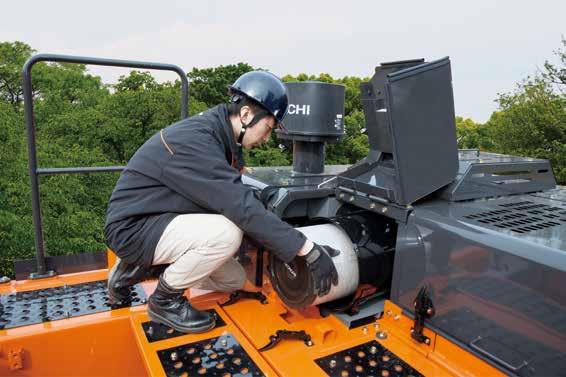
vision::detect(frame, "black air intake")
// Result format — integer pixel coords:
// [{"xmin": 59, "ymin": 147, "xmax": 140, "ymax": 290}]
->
[{"xmin": 278, "ymin": 82, "xmax": 345, "ymax": 174}]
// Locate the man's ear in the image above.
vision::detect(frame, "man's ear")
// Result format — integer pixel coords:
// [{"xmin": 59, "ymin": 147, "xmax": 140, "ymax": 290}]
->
[{"xmin": 239, "ymin": 105, "xmax": 254, "ymax": 123}]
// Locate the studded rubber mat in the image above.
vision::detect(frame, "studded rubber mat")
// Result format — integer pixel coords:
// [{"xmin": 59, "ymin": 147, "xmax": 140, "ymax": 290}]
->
[
  {"xmin": 436, "ymin": 307, "xmax": 566, "ymax": 376},
  {"xmin": 157, "ymin": 333, "xmax": 264, "ymax": 376},
  {"xmin": 142, "ymin": 309, "xmax": 226, "ymax": 343},
  {"xmin": 315, "ymin": 340, "xmax": 423, "ymax": 377},
  {"xmin": 0, "ymin": 280, "xmax": 146, "ymax": 330}
]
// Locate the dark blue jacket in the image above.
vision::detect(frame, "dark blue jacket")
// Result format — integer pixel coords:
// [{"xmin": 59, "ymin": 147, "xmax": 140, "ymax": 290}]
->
[{"xmin": 104, "ymin": 105, "xmax": 306, "ymax": 267}]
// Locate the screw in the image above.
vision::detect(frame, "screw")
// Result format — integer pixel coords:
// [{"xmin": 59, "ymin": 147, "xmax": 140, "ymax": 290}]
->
[
  {"xmin": 426, "ymin": 308, "xmax": 433, "ymax": 315},
  {"xmin": 307, "ymin": 340, "xmax": 314, "ymax": 346},
  {"xmin": 349, "ymin": 196, "xmax": 355, "ymax": 202},
  {"xmin": 220, "ymin": 338, "xmax": 228, "ymax": 347},
  {"xmin": 329, "ymin": 360, "xmax": 337, "ymax": 368},
  {"xmin": 381, "ymin": 207, "xmax": 388, "ymax": 213},
  {"xmin": 147, "ymin": 326, "xmax": 154, "ymax": 336},
  {"xmin": 393, "ymin": 315, "xmax": 400, "ymax": 321},
  {"xmin": 425, "ymin": 338, "xmax": 431, "ymax": 345},
  {"xmin": 370, "ymin": 346, "xmax": 377, "ymax": 354},
  {"xmin": 170, "ymin": 352, "xmax": 178, "ymax": 361},
  {"xmin": 377, "ymin": 331, "xmax": 388, "ymax": 340},
  {"xmin": 370, "ymin": 203, "xmax": 376, "ymax": 209},
  {"xmin": 362, "ymin": 326, "xmax": 368, "ymax": 334}
]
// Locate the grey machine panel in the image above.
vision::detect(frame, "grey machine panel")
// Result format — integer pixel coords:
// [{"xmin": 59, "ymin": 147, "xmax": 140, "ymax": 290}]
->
[
  {"xmin": 386, "ymin": 57, "xmax": 459, "ymax": 205},
  {"xmin": 335, "ymin": 57, "xmax": 459, "ymax": 209},
  {"xmin": 391, "ymin": 191, "xmax": 566, "ymax": 376}
]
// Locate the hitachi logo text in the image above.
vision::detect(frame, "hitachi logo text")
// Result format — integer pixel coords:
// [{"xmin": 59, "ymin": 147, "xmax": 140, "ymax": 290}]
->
[{"xmin": 288, "ymin": 104, "xmax": 310, "ymax": 115}]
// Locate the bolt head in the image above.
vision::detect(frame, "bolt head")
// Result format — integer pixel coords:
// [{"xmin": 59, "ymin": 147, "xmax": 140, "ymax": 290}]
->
[
  {"xmin": 425, "ymin": 338, "xmax": 431, "ymax": 345},
  {"xmin": 393, "ymin": 315, "xmax": 400, "ymax": 321},
  {"xmin": 377, "ymin": 331, "xmax": 388, "ymax": 340},
  {"xmin": 362, "ymin": 326, "xmax": 368, "ymax": 334},
  {"xmin": 426, "ymin": 308, "xmax": 433, "ymax": 315},
  {"xmin": 307, "ymin": 340, "xmax": 313, "ymax": 346},
  {"xmin": 170, "ymin": 352, "xmax": 178, "ymax": 361}
]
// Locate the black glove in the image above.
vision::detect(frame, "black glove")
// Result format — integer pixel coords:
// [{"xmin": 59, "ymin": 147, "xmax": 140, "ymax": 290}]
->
[{"xmin": 302, "ymin": 243, "xmax": 340, "ymax": 297}]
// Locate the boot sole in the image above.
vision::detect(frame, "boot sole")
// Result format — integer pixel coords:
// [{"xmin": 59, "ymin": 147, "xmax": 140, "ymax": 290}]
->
[{"xmin": 148, "ymin": 309, "xmax": 216, "ymax": 334}]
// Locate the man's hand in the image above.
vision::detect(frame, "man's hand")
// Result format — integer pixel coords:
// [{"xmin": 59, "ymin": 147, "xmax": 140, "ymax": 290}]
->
[{"xmin": 301, "ymin": 243, "xmax": 340, "ymax": 297}]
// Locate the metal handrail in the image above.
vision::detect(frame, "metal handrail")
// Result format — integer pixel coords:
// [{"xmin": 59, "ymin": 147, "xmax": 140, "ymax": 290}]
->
[{"xmin": 22, "ymin": 53, "xmax": 189, "ymax": 279}]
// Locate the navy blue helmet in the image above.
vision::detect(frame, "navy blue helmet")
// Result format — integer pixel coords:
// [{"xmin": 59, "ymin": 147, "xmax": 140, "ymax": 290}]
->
[{"xmin": 229, "ymin": 71, "xmax": 289, "ymax": 123}]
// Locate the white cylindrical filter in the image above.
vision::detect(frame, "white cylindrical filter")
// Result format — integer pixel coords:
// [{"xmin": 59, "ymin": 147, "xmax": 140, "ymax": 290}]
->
[{"xmin": 269, "ymin": 223, "xmax": 359, "ymax": 308}]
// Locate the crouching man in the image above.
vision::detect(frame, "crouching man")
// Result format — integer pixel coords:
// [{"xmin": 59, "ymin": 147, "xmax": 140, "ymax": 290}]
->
[{"xmin": 104, "ymin": 71, "xmax": 339, "ymax": 333}]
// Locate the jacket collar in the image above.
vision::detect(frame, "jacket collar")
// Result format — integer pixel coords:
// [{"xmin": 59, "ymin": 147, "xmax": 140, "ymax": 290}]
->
[{"xmin": 215, "ymin": 104, "xmax": 245, "ymax": 170}]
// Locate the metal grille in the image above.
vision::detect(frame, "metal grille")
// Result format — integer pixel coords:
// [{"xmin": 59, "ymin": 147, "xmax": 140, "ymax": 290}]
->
[
  {"xmin": 315, "ymin": 340, "xmax": 423, "ymax": 377},
  {"xmin": 0, "ymin": 280, "xmax": 146, "ymax": 329},
  {"xmin": 142, "ymin": 310, "xmax": 226, "ymax": 343},
  {"xmin": 157, "ymin": 333, "xmax": 264, "ymax": 377},
  {"xmin": 464, "ymin": 200, "xmax": 566, "ymax": 233}
]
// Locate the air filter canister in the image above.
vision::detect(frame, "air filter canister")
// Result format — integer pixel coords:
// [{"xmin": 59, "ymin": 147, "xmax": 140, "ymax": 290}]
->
[{"xmin": 269, "ymin": 224, "xmax": 359, "ymax": 308}]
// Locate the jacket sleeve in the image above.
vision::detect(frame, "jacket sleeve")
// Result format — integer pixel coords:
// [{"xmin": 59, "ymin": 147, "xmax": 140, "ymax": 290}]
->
[{"xmin": 160, "ymin": 128, "xmax": 306, "ymax": 262}]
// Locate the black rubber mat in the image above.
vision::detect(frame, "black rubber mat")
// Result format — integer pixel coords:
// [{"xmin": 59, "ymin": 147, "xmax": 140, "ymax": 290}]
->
[
  {"xmin": 436, "ymin": 307, "xmax": 566, "ymax": 376},
  {"xmin": 142, "ymin": 309, "xmax": 226, "ymax": 343},
  {"xmin": 0, "ymin": 280, "xmax": 146, "ymax": 329},
  {"xmin": 315, "ymin": 340, "xmax": 423, "ymax": 377},
  {"xmin": 449, "ymin": 277, "xmax": 566, "ymax": 335},
  {"xmin": 157, "ymin": 333, "xmax": 264, "ymax": 376}
]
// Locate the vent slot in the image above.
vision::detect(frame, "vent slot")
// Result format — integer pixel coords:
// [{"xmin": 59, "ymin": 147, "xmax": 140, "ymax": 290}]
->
[{"xmin": 464, "ymin": 200, "xmax": 566, "ymax": 234}]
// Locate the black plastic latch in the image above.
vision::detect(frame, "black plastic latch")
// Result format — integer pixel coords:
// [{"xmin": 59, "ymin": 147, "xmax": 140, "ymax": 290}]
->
[{"xmin": 410, "ymin": 286, "xmax": 435, "ymax": 345}]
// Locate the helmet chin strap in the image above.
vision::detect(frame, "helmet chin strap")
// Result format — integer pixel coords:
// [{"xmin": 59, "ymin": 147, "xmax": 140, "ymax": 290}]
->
[{"xmin": 237, "ymin": 109, "xmax": 269, "ymax": 146}]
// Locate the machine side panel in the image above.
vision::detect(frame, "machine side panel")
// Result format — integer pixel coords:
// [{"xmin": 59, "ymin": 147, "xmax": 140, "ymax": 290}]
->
[{"xmin": 391, "ymin": 208, "xmax": 566, "ymax": 376}]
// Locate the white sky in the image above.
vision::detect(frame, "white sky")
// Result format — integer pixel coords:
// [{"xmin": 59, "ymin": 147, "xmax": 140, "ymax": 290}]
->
[{"xmin": 2, "ymin": 0, "xmax": 564, "ymax": 122}]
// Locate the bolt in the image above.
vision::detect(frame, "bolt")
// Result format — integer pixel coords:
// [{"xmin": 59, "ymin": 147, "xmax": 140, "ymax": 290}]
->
[
  {"xmin": 425, "ymin": 338, "xmax": 431, "ymax": 345},
  {"xmin": 147, "ymin": 326, "xmax": 154, "ymax": 336},
  {"xmin": 362, "ymin": 326, "xmax": 368, "ymax": 334},
  {"xmin": 349, "ymin": 195, "xmax": 355, "ymax": 202},
  {"xmin": 329, "ymin": 360, "xmax": 337, "ymax": 368},
  {"xmin": 307, "ymin": 340, "xmax": 314, "ymax": 346},
  {"xmin": 426, "ymin": 308, "xmax": 433, "ymax": 315},
  {"xmin": 377, "ymin": 331, "xmax": 388, "ymax": 340},
  {"xmin": 381, "ymin": 207, "xmax": 388, "ymax": 213},
  {"xmin": 220, "ymin": 339, "xmax": 228, "ymax": 347},
  {"xmin": 370, "ymin": 203, "xmax": 376, "ymax": 209},
  {"xmin": 170, "ymin": 352, "xmax": 178, "ymax": 361},
  {"xmin": 393, "ymin": 315, "xmax": 400, "ymax": 321},
  {"xmin": 370, "ymin": 346, "xmax": 378, "ymax": 354},
  {"xmin": 339, "ymin": 193, "xmax": 345, "ymax": 199}
]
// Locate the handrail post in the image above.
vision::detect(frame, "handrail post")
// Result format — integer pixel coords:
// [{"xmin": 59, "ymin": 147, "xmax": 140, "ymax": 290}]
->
[{"xmin": 21, "ymin": 53, "xmax": 190, "ymax": 279}]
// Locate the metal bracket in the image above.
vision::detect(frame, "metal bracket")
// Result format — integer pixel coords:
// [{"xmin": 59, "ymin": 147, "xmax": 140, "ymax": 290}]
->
[
  {"xmin": 410, "ymin": 286, "xmax": 435, "ymax": 345},
  {"xmin": 219, "ymin": 290, "xmax": 268, "ymax": 307},
  {"xmin": 259, "ymin": 330, "xmax": 314, "ymax": 351}
]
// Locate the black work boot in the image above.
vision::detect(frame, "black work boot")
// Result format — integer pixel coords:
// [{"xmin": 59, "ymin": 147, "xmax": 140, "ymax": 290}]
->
[
  {"xmin": 108, "ymin": 259, "xmax": 167, "ymax": 307},
  {"xmin": 147, "ymin": 275, "xmax": 216, "ymax": 333}
]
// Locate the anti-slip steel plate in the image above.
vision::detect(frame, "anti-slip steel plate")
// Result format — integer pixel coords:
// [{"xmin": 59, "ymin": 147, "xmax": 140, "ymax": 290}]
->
[
  {"xmin": 157, "ymin": 333, "xmax": 264, "ymax": 377},
  {"xmin": 0, "ymin": 280, "xmax": 146, "ymax": 329},
  {"xmin": 315, "ymin": 340, "xmax": 423, "ymax": 377},
  {"xmin": 142, "ymin": 309, "xmax": 226, "ymax": 343}
]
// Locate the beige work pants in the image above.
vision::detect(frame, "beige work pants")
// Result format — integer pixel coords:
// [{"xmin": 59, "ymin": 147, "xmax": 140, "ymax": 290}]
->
[{"xmin": 152, "ymin": 214, "xmax": 246, "ymax": 291}]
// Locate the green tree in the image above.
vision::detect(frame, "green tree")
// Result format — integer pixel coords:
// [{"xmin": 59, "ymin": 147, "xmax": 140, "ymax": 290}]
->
[
  {"xmin": 487, "ymin": 78, "xmax": 566, "ymax": 183},
  {"xmin": 188, "ymin": 63, "xmax": 255, "ymax": 107},
  {"xmin": 455, "ymin": 116, "xmax": 494, "ymax": 150}
]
